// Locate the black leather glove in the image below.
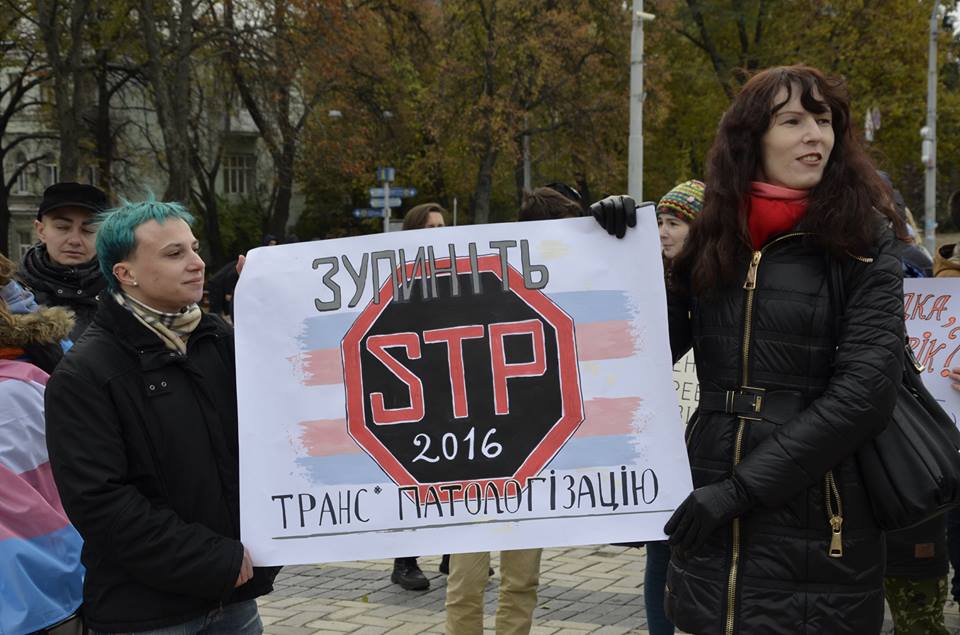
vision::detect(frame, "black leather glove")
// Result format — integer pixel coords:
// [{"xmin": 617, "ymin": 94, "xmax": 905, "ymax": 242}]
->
[
  {"xmin": 664, "ymin": 478, "xmax": 752, "ymax": 554},
  {"xmin": 589, "ymin": 195, "xmax": 638, "ymax": 239}
]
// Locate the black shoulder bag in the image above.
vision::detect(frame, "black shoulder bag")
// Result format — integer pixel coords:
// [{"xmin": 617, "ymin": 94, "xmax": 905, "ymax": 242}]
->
[{"xmin": 828, "ymin": 257, "xmax": 960, "ymax": 531}]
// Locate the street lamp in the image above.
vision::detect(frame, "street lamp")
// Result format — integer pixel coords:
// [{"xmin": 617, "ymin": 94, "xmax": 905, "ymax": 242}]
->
[
  {"xmin": 923, "ymin": 1, "xmax": 939, "ymax": 255},
  {"xmin": 628, "ymin": 2, "xmax": 655, "ymax": 201}
]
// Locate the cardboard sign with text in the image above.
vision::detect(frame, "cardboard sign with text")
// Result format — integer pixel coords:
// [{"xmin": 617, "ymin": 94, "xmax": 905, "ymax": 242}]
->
[
  {"xmin": 673, "ymin": 351, "xmax": 698, "ymax": 426},
  {"xmin": 904, "ymin": 278, "xmax": 960, "ymax": 426},
  {"xmin": 234, "ymin": 214, "xmax": 692, "ymax": 566}
]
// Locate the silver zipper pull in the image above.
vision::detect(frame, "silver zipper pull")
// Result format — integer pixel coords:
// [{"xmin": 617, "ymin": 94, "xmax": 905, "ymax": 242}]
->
[
  {"xmin": 828, "ymin": 515, "xmax": 843, "ymax": 558},
  {"xmin": 743, "ymin": 252, "xmax": 762, "ymax": 290}
]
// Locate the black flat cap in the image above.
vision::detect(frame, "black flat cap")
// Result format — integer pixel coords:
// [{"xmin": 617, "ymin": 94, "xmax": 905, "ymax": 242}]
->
[{"xmin": 37, "ymin": 182, "xmax": 108, "ymax": 220}]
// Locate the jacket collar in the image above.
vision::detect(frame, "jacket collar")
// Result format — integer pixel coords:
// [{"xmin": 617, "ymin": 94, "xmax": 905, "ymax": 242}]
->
[
  {"xmin": 19, "ymin": 243, "xmax": 106, "ymax": 303},
  {"xmin": 94, "ymin": 294, "xmax": 221, "ymax": 368}
]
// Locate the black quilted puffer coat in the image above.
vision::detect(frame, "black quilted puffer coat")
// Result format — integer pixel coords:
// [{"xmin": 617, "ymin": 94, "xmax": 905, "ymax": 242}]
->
[{"xmin": 664, "ymin": 230, "xmax": 904, "ymax": 635}]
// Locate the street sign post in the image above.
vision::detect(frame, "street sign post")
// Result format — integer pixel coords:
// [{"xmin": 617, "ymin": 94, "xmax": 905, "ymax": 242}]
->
[
  {"xmin": 370, "ymin": 197, "xmax": 402, "ymax": 208},
  {"xmin": 353, "ymin": 208, "xmax": 385, "ymax": 219},
  {"xmin": 375, "ymin": 167, "xmax": 396, "ymax": 233},
  {"xmin": 371, "ymin": 187, "xmax": 417, "ymax": 198}
]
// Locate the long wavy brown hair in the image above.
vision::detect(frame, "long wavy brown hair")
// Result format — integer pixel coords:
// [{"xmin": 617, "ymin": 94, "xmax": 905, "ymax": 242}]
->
[{"xmin": 672, "ymin": 64, "xmax": 906, "ymax": 293}]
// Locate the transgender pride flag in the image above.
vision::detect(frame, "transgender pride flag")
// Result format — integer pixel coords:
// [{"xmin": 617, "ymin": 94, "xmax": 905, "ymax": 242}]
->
[{"xmin": 0, "ymin": 359, "xmax": 83, "ymax": 635}]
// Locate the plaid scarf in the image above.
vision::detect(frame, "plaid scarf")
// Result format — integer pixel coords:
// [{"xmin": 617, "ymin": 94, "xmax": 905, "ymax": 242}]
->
[{"xmin": 113, "ymin": 292, "xmax": 202, "ymax": 354}]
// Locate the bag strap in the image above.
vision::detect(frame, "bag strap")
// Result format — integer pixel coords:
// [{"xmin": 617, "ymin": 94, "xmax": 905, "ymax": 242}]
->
[{"xmin": 826, "ymin": 253, "xmax": 913, "ymax": 376}]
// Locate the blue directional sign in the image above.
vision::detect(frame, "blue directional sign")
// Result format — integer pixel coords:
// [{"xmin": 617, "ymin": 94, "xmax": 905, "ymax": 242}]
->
[
  {"xmin": 370, "ymin": 187, "xmax": 417, "ymax": 198},
  {"xmin": 370, "ymin": 197, "xmax": 402, "ymax": 208},
  {"xmin": 376, "ymin": 167, "xmax": 396, "ymax": 182},
  {"xmin": 353, "ymin": 208, "xmax": 385, "ymax": 219}
]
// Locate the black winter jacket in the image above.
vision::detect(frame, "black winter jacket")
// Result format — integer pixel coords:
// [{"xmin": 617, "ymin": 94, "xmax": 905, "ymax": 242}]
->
[
  {"xmin": 18, "ymin": 243, "xmax": 105, "ymax": 340},
  {"xmin": 45, "ymin": 294, "xmax": 278, "ymax": 632},
  {"xmin": 665, "ymin": 231, "xmax": 904, "ymax": 635}
]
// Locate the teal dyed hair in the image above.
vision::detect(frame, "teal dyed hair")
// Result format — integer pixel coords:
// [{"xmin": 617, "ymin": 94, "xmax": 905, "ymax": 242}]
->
[{"xmin": 96, "ymin": 197, "xmax": 195, "ymax": 292}]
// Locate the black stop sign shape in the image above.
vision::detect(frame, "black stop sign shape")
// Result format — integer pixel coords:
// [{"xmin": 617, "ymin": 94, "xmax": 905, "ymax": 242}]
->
[{"xmin": 342, "ymin": 254, "xmax": 583, "ymax": 495}]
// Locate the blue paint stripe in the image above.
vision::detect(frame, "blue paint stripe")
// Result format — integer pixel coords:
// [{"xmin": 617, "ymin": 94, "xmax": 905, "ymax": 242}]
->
[
  {"xmin": 297, "ymin": 453, "xmax": 389, "ymax": 485},
  {"xmin": 297, "ymin": 290, "xmax": 636, "ymax": 351},
  {"xmin": 297, "ymin": 313, "xmax": 356, "ymax": 351},
  {"xmin": 0, "ymin": 525, "xmax": 84, "ymax": 635},
  {"xmin": 546, "ymin": 435, "xmax": 640, "ymax": 470},
  {"xmin": 296, "ymin": 435, "xmax": 639, "ymax": 486},
  {"xmin": 545, "ymin": 291, "xmax": 636, "ymax": 323}
]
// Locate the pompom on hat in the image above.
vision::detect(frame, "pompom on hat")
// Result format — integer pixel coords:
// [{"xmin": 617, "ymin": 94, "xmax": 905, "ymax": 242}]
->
[{"xmin": 656, "ymin": 179, "xmax": 705, "ymax": 224}]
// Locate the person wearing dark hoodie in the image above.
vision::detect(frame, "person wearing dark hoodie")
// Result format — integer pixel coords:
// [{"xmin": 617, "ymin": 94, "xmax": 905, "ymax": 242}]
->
[{"xmin": 19, "ymin": 182, "xmax": 109, "ymax": 340}]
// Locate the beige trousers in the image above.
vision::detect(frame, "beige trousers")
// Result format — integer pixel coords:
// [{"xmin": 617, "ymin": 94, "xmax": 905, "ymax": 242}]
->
[{"xmin": 444, "ymin": 549, "xmax": 542, "ymax": 635}]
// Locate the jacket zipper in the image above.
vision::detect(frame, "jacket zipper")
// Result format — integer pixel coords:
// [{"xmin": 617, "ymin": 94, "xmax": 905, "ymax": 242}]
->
[
  {"xmin": 726, "ymin": 232, "xmax": 807, "ymax": 635},
  {"xmin": 826, "ymin": 248, "xmax": 850, "ymax": 558},
  {"xmin": 825, "ymin": 471, "xmax": 844, "ymax": 557}
]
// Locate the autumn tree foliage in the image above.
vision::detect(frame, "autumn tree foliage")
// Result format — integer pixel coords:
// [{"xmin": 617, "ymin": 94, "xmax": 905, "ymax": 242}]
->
[
  {"xmin": 643, "ymin": 0, "xmax": 960, "ymax": 221},
  {"xmin": 4, "ymin": 0, "xmax": 959, "ymax": 251}
]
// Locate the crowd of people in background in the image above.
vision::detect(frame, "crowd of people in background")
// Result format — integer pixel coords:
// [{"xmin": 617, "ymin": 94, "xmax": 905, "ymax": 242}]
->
[{"xmin": 3, "ymin": 62, "xmax": 960, "ymax": 635}]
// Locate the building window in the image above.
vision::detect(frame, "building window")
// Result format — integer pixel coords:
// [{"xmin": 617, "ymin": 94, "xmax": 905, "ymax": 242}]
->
[
  {"xmin": 13, "ymin": 153, "xmax": 29, "ymax": 193},
  {"xmin": 41, "ymin": 162, "xmax": 59, "ymax": 187},
  {"xmin": 222, "ymin": 154, "xmax": 255, "ymax": 195},
  {"xmin": 38, "ymin": 83, "xmax": 55, "ymax": 106},
  {"xmin": 87, "ymin": 165, "xmax": 97, "ymax": 186},
  {"xmin": 18, "ymin": 231, "xmax": 33, "ymax": 258}
]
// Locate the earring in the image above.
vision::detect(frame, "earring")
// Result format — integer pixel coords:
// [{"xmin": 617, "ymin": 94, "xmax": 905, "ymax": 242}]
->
[{"xmin": 132, "ymin": 281, "xmax": 139, "ymax": 287}]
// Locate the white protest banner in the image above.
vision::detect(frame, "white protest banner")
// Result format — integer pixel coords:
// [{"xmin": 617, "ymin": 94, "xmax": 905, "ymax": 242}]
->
[
  {"xmin": 234, "ymin": 213, "xmax": 693, "ymax": 566},
  {"xmin": 903, "ymin": 278, "xmax": 960, "ymax": 426}
]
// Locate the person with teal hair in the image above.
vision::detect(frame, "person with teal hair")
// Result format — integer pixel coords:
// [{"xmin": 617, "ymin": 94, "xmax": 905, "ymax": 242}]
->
[
  {"xmin": 45, "ymin": 198, "xmax": 279, "ymax": 634},
  {"xmin": 94, "ymin": 198, "xmax": 194, "ymax": 288}
]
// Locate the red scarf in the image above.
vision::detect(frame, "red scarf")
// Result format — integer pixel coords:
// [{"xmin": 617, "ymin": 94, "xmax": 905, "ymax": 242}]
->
[{"xmin": 748, "ymin": 182, "xmax": 808, "ymax": 250}]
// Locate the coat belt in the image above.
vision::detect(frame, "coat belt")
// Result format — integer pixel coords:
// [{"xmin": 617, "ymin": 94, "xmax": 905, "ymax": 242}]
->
[{"xmin": 699, "ymin": 388, "xmax": 806, "ymax": 424}]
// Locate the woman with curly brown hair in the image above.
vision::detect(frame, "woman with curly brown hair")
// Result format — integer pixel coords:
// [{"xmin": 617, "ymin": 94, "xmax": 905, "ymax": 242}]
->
[
  {"xmin": 591, "ymin": 64, "xmax": 909, "ymax": 634},
  {"xmin": 663, "ymin": 64, "xmax": 908, "ymax": 635}
]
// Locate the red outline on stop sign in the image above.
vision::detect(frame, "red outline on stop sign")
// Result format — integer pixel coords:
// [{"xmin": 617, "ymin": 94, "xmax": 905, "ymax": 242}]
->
[{"xmin": 341, "ymin": 253, "xmax": 583, "ymax": 500}]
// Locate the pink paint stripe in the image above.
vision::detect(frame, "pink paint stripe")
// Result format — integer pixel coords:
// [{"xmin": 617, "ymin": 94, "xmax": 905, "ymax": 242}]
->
[
  {"xmin": 0, "ymin": 464, "xmax": 70, "ymax": 541},
  {"xmin": 298, "ymin": 397, "xmax": 641, "ymax": 458},
  {"xmin": 0, "ymin": 359, "xmax": 48, "ymax": 386},
  {"xmin": 575, "ymin": 320, "xmax": 637, "ymax": 361},
  {"xmin": 294, "ymin": 350, "xmax": 344, "ymax": 386},
  {"xmin": 299, "ymin": 419, "xmax": 361, "ymax": 456},
  {"xmin": 576, "ymin": 396, "xmax": 642, "ymax": 437}
]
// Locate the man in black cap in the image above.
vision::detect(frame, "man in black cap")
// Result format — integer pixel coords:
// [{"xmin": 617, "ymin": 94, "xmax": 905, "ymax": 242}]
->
[{"xmin": 19, "ymin": 182, "xmax": 109, "ymax": 340}]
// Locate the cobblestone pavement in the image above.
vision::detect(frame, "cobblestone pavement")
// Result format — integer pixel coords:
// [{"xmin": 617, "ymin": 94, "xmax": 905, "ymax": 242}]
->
[{"xmin": 257, "ymin": 545, "xmax": 960, "ymax": 634}]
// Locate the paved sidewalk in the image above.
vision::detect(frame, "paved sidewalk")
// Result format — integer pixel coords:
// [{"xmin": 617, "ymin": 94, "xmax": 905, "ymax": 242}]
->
[{"xmin": 257, "ymin": 545, "xmax": 960, "ymax": 634}]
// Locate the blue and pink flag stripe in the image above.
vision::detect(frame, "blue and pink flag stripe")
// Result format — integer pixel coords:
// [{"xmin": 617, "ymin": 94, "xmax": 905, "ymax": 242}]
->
[
  {"xmin": 0, "ymin": 360, "xmax": 83, "ymax": 635},
  {"xmin": 286, "ymin": 291, "xmax": 653, "ymax": 486}
]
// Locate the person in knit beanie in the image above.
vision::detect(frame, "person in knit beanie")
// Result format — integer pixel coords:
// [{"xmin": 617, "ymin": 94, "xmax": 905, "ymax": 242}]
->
[
  {"xmin": 636, "ymin": 178, "xmax": 706, "ymax": 635},
  {"xmin": 657, "ymin": 179, "xmax": 705, "ymax": 261}
]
